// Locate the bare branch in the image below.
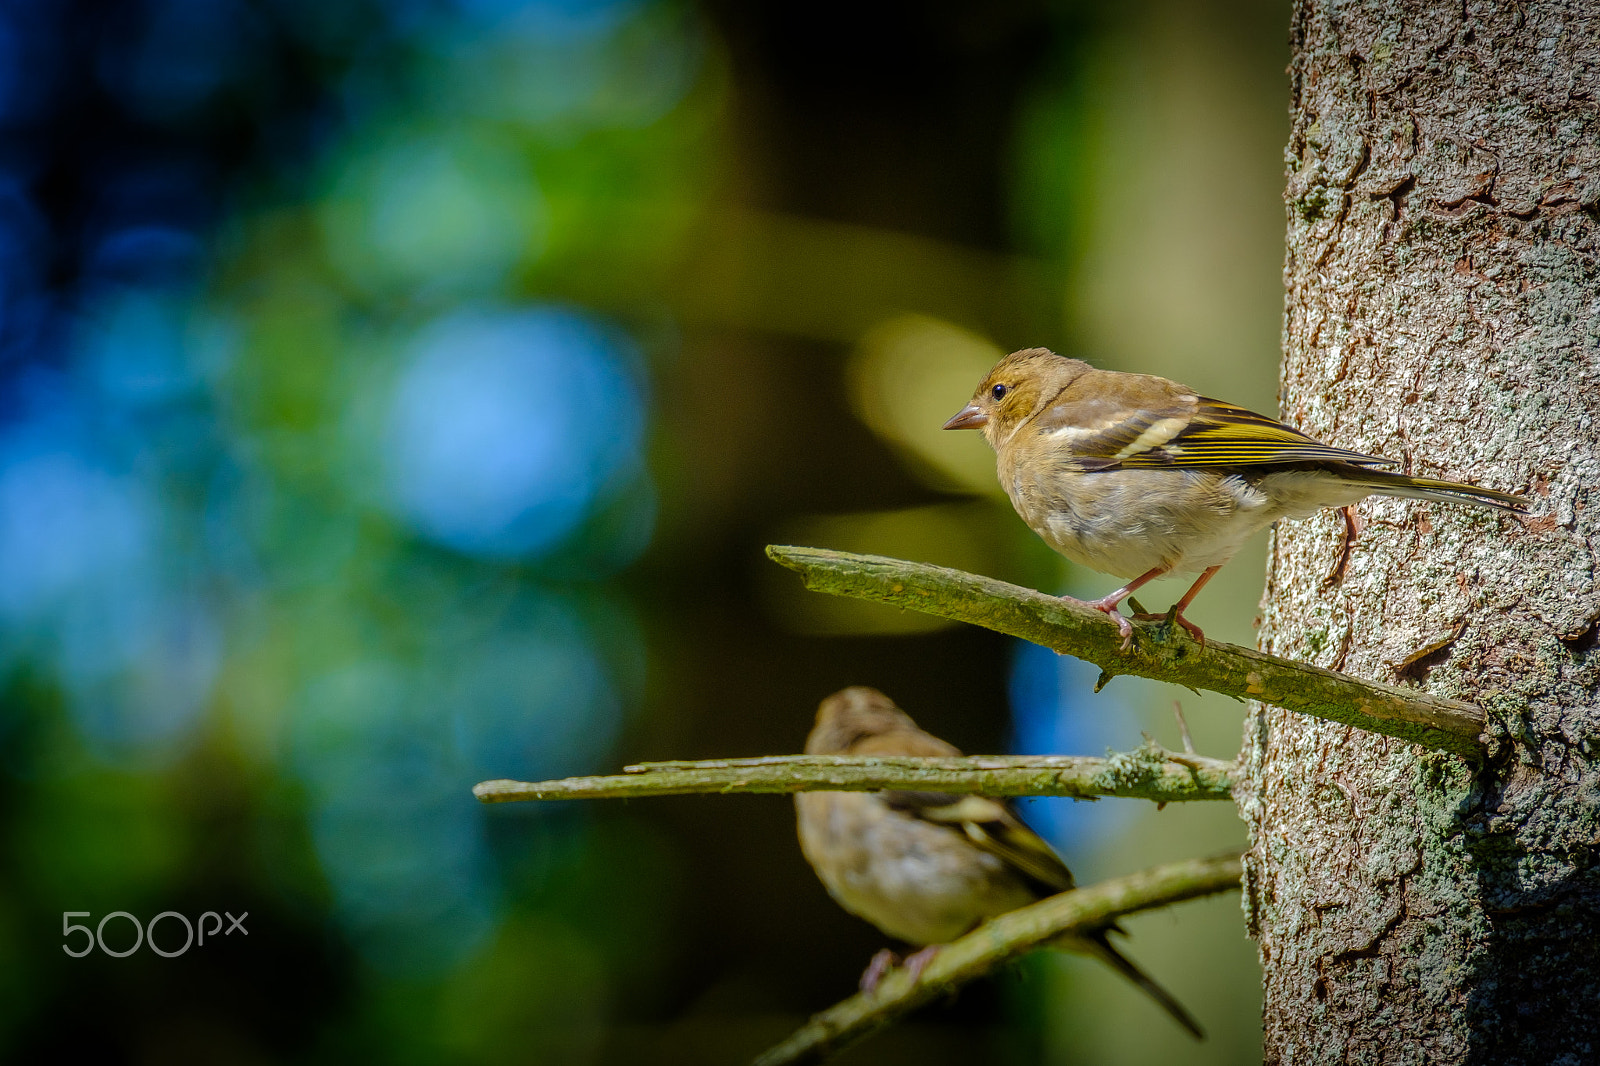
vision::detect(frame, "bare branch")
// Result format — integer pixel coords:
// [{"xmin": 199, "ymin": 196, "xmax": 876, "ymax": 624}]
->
[
  {"xmin": 749, "ymin": 852, "xmax": 1245, "ymax": 1066},
  {"xmin": 766, "ymin": 546, "xmax": 1486, "ymax": 755},
  {"xmin": 474, "ymin": 743, "xmax": 1236, "ymax": 805}
]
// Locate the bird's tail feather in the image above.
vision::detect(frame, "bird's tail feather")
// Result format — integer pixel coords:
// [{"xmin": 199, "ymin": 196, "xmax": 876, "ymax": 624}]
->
[
  {"xmin": 1069, "ymin": 930, "xmax": 1205, "ymax": 1041},
  {"xmin": 1340, "ymin": 469, "xmax": 1525, "ymax": 513}
]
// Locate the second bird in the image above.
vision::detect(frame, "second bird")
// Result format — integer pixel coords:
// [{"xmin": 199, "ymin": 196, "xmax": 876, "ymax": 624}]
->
[{"xmin": 796, "ymin": 686, "xmax": 1204, "ymax": 1039}]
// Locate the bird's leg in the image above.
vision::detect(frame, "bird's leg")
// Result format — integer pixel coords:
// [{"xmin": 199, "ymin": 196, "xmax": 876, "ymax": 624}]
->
[
  {"xmin": 1322, "ymin": 505, "xmax": 1361, "ymax": 588},
  {"xmin": 902, "ymin": 945, "xmax": 942, "ymax": 983},
  {"xmin": 858, "ymin": 948, "xmax": 900, "ymax": 993},
  {"xmin": 1067, "ymin": 566, "xmax": 1168, "ymax": 650},
  {"xmin": 1133, "ymin": 565, "xmax": 1223, "ymax": 645}
]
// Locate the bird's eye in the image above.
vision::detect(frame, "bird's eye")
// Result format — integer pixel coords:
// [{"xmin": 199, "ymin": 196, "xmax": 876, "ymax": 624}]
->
[{"xmin": 990, "ymin": 383, "xmax": 1009, "ymax": 401}]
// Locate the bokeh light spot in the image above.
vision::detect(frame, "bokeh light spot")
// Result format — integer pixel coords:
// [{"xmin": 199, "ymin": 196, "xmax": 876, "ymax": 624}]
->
[
  {"xmin": 77, "ymin": 288, "xmax": 202, "ymax": 405},
  {"xmin": 0, "ymin": 446, "xmax": 155, "ymax": 622},
  {"xmin": 321, "ymin": 131, "xmax": 545, "ymax": 296},
  {"xmin": 380, "ymin": 306, "xmax": 647, "ymax": 560},
  {"xmin": 0, "ymin": 419, "xmax": 219, "ymax": 752},
  {"xmin": 848, "ymin": 313, "xmax": 1006, "ymax": 494}
]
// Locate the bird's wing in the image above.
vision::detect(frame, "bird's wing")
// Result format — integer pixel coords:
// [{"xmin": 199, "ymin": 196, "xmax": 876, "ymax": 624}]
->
[
  {"xmin": 1121, "ymin": 398, "xmax": 1393, "ymax": 469},
  {"xmin": 852, "ymin": 729, "xmax": 1076, "ymax": 893},
  {"xmin": 1033, "ymin": 390, "xmax": 1391, "ymax": 473},
  {"xmin": 883, "ymin": 792, "xmax": 1077, "ymax": 895}
]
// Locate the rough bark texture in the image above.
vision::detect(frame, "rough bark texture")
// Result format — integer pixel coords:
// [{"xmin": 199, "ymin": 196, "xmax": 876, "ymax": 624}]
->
[{"xmin": 1240, "ymin": 3, "xmax": 1600, "ymax": 1064}]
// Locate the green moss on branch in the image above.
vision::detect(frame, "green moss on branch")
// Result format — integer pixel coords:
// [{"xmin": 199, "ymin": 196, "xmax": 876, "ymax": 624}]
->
[
  {"xmin": 766, "ymin": 546, "xmax": 1486, "ymax": 756},
  {"xmin": 474, "ymin": 743, "xmax": 1235, "ymax": 804}
]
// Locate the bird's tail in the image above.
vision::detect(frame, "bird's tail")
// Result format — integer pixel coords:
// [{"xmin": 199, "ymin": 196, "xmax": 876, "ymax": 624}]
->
[
  {"xmin": 1335, "ymin": 468, "xmax": 1526, "ymax": 514},
  {"xmin": 1066, "ymin": 929, "xmax": 1205, "ymax": 1041}
]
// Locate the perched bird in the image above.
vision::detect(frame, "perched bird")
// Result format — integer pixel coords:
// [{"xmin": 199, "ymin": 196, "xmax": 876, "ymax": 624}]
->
[
  {"xmin": 795, "ymin": 686, "xmax": 1203, "ymax": 1039},
  {"xmin": 944, "ymin": 348, "xmax": 1524, "ymax": 645}
]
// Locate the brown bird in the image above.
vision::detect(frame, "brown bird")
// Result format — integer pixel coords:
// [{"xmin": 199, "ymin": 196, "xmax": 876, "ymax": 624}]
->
[
  {"xmin": 944, "ymin": 348, "xmax": 1524, "ymax": 645},
  {"xmin": 795, "ymin": 686, "xmax": 1204, "ymax": 1038}
]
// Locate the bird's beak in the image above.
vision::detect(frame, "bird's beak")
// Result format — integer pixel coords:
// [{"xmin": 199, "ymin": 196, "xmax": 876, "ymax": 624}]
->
[{"xmin": 942, "ymin": 404, "xmax": 988, "ymax": 431}]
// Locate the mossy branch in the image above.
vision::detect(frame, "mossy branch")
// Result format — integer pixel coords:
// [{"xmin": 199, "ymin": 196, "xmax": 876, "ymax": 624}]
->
[
  {"xmin": 767, "ymin": 546, "xmax": 1486, "ymax": 756},
  {"xmin": 474, "ymin": 742, "xmax": 1235, "ymax": 805},
  {"xmin": 750, "ymin": 852, "xmax": 1244, "ymax": 1066}
]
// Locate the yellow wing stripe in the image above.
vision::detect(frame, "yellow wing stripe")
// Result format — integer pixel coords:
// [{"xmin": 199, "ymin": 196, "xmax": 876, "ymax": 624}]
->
[
  {"xmin": 1111, "ymin": 416, "xmax": 1189, "ymax": 460},
  {"xmin": 1112, "ymin": 397, "xmax": 1393, "ymax": 469}
]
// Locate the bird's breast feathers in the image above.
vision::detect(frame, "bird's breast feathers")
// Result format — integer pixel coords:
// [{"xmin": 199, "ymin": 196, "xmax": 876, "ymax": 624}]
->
[
  {"xmin": 796, "ymin": 791, "xmax": 1036, "ymax": 946},
  {"xmin": 1001, "ymin": 460, "xmax": 1283, "ymax": 578}
]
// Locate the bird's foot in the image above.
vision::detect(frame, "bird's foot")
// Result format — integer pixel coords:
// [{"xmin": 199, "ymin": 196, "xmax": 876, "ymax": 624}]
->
[
  {"xmin": 903, "ymin": 945, "xmax": 941, "ymax": 983},
  {"xmin": 1132, "ymin": 606, "xmax": 1206, "ymax": 645},
  {"xmin": 858, "ymin": 948, "xmax": 900, "ymax": 993},
  {"xmin": 1066, "ymin": 593, "xmax": 1136, "ymax": 650}
]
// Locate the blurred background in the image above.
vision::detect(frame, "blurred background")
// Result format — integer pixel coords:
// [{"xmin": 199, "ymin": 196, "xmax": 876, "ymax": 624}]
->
[{"xmin": 0, "ymin": 0, "xmax": 1289, "ymax": 1062}]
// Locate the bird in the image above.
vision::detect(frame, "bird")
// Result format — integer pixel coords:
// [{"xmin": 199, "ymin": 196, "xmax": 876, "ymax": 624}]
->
[
  {"xmin": 943, "ymin": 347, "xmax": 1524, "ymax": 646},
  {"xmin": 795, "ymin": 686, "xmax": 1204, "ymax": 1039}
]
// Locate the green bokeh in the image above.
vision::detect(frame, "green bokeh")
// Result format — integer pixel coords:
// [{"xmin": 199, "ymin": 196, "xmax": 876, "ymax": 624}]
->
[{"xmin": 2, "ymin": 1, "xmax": 1291, "ymax": 1061}]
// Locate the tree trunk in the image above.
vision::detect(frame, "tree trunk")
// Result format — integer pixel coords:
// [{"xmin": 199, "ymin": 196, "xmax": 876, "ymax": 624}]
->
[{"xmin": 1241, "ymin": 3, "xmax": 1600, "ymax": 1063}]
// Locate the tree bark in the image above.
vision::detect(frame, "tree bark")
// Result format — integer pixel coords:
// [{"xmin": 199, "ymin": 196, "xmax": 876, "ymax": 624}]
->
[{"xmin": 1242, "ymin": 3, "xmax": 1600, "ymax": 1063}]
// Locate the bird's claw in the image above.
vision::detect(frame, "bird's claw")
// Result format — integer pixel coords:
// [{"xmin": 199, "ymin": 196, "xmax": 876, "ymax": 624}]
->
[
  {"xmin": 1067, "ymin": 593, "xmax": 1137, "ymax": 650},
  {"xmin": 1131, "ymin": 607, "xmax": 1206, "ymax": 646},
  {"xmin": 903, "ymin": 945, "xmax": 941, "ymax": 983},
  {"xmin": 859, "ymin": 945, "xmax": 940, "ymax": 993},
  {"xmin": 858, "ymin": 948, "xmax": 899, "ymax": 993}
]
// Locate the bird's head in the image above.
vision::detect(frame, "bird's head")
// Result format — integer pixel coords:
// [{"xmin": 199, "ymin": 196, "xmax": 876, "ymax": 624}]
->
[
  {"xmin": 804, "ymin": 687, "xmax": 918, "ymax": 755},
  {"xmin": 943, "ymin": 347, "xmax": 1092, "ymax": 449}
]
